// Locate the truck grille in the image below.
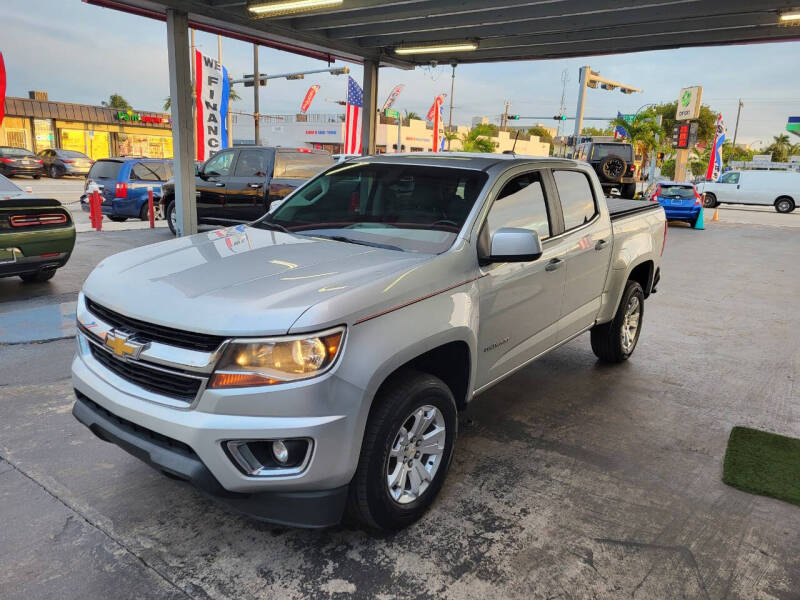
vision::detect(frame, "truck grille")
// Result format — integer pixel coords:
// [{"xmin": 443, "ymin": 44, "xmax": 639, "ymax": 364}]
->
[
  {"xmin": 85, "ymin": 298, "xmax": 226, "ymax": 352},
  {"xmin": 89, "ymin": 343, "xmax": 202, "ymax": 402}
]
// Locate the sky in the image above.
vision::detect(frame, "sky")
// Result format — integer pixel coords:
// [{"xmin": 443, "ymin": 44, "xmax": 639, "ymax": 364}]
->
[{"xmin": 3, "ymin": 0, "xmax": 799, "ymax": 147}]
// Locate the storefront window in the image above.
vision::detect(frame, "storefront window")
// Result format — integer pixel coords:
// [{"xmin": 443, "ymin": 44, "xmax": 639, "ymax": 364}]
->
[
  {"xmin": 87, "ymin": 131, "xmax": 110, "ymax": 160},
  {"xmin": 33, "ymin": 119, "xmax": 55, "ymax": 152},
  {"xmin": 1, "ymin": 117, "xmax": 32, "ymax": 150},
  {"xmin": 61, "ymin": 129, "xmax": 87, "ymax": 155},
  {"xmin": 117, "ymin": 134, "xmax": 173, "ymax": 159}
]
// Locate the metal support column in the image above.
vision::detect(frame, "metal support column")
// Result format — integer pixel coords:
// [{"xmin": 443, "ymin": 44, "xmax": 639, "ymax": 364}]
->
[
  {"xmin": 253, "ymin": 44, "xmax": 261, "ymax": 146},
  {"xmin": 361, "ymin": 59, "xmax": 378, "ymax": 155},
  {"xmin": 166, "ymin": 9, "xmax": 197, "ymax": 236},
  {"xmin": 573, "ymin": 65, "xmax": 589, "ymax": 141}
]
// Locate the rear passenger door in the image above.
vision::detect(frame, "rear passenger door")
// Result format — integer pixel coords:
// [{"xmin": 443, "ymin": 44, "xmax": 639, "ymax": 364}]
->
[
  {"xmin": 475, "ymin": 168, "xmax": 571, "ymax": 389},
  {"xmin": 552, "ymin": 168, "xmax": 612, "ymax": 339},
  {"xmin": 121, "ymin": 162, "xmax": 161, "ymax": 217},
  {"xmin": 224, "ymin": 148, "xmax": 273, "ymax": 222}
]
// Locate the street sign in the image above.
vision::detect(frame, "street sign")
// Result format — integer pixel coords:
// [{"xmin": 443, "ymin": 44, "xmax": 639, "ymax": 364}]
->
[
  {"xmin": 385, "ymin": 109, "xmax": 400, "ymax": 119},
  {"xmin": 676, "ymin": 86, "xmax": 703, "ymax": 120},
  {"xmin": 621, "ymin": 113, "xmax": 635, "ymax": 124}
]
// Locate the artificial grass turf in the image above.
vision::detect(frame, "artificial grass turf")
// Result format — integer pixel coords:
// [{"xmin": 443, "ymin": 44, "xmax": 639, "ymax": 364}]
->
[{"xmin": 723, "ymin": 426, "xmax": 800, "ymax": 507}]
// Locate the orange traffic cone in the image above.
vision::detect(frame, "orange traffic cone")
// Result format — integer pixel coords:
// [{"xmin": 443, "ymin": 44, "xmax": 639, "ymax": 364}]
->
[{"xmin": 711, "ymin": 207, "xmax": 720, "ymax": 222}]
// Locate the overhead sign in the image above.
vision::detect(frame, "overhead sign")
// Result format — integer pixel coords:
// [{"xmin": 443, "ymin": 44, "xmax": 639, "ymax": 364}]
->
[
  {"xmin": 788, "ymin": 116, "xmax": 800, "ymax": 136},
  {"xmin": 385, "ymin": 109, "xmax": 400, "ymax": 119},
  {"xmin": 195, "ymin": 50, "xmax": 230, "ymax": 161},
  {"xmin": 300, "ymin": 85, "xmax": 320, "ymax": 114},
  {"xmin": 676, "ymin": 86, "xmax": 703, "ymax": 121}
]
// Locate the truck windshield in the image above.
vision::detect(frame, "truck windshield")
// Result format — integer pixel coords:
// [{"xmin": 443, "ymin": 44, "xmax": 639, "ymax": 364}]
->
[
  {"xmin": 260, "ymin": 163, "xmax": 488, "ymax": 254},
  {"xmin": 591, "ymin": 144, "xmax": 633, "ymax": 162}
]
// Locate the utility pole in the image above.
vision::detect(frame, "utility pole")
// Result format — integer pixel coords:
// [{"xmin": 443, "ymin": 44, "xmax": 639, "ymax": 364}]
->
[
  {"xmin": 253, "ymin": 44, "xmax": 260, "ymax": 146},
  {"xmin": 447, "ymin": 63, "xmax": 457, "ymax": 150},
  {"xmin": 557, "ymin": 69, "xmax": 568, "ymax": 137},
  {"xmin": 732, "ymin": 99, "xmax": 743, "ymax": 150},
  {"xmin": 649, "ymin": 114, "xmax": 663, "ymax": 184},
  {"xmin": 502, "ymin": 101, "xmax": 510, "ymax": 132}
]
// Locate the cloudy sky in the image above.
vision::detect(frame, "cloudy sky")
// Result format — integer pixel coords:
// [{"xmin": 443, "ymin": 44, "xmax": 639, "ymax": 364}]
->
[{"xmin": 3, "ymin": 0, "xmax": 798, "ymax": 146}]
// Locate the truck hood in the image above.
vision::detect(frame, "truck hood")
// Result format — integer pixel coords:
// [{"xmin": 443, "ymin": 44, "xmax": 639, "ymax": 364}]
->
[{"xmin": 82, "ymin": 225, "xmax": 430, "ymax": 336}]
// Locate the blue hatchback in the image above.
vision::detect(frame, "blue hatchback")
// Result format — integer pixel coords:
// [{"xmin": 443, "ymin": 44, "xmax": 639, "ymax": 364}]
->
[
  {"xmin": 647, "ymin": 181, "xmax": 702, "ymax": 227},
  {"xmin": 81, "ymin": 158, "xmax": 173, "ymax": 221}
]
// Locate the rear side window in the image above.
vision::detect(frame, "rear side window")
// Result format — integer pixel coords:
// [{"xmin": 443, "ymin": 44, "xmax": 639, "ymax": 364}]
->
[
  {"xmin": 554, "ymin": 170, "xmax": 597, "ymax": 230},
  {"xmin": 234, "ymin": 150, "xmax": 269, "ymax": 177},
  {"xmin": 131, "ymin": 162, "xmax": 160, "ymax": 181},
  {"xmin": 88, "ymin": 161, "xmax": 122, "ymax": 180},
  {"xmin": 486, "ymin": 171, "xmax": 550, "ymax": 240},
  {"xmin": 144, "ymin": 162, "xmax": 172, "ymax": 181},
  {"xmin": 274, "ymin": 151, "xmax": 334, "ymax": 178}
]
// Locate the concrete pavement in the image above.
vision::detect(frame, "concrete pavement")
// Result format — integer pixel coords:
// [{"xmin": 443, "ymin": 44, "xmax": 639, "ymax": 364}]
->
[{"xmin": 1, "ymin": 218, "xmax": 799, "ymax": 599}]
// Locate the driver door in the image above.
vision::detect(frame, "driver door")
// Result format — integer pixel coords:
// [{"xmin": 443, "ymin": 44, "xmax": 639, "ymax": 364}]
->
[{"xmin": 196, "ymin": 150, "xmax": 236, "ymax": 221}]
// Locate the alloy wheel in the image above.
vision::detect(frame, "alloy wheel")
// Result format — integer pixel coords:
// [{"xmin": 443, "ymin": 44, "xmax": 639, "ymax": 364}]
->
[
  {"xmin": 621, "ymin": 295, "xmax": 641, "ymax": 354},
  {"xmin": 385, "ymin": 405, "xmax": 446, "ymax": 505}
]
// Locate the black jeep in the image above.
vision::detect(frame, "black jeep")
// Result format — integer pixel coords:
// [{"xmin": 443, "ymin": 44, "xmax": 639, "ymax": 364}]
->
[{"xmin": 574, "ymin": 141, "xmax": 638, "ymax": 198}]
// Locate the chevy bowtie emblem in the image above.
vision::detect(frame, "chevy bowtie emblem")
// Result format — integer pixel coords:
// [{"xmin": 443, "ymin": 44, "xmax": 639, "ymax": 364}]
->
[{"xmin": 105, "ymin": 330, "xmax": 147, "ymax": 360}]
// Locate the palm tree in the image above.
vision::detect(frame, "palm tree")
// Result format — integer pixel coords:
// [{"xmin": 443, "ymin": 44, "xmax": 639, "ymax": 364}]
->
[
  {"xmin": 608, "ymin": 110, "xmax": 665, "ymax": 173},
  {"xmin": 402, "ymin": 111, "xmax": 421, "ymax": 126},
  {"xmin": 768, "ymin": 133, "xmax": 792, "ymax": 162},
  {"xmin": 456, "ymin": 127, "xmax": 495, "ymax": 153},
  {"xmin": 790, "ymin": 142, "xmax": 800, "ymax": 156},
  {"xmin": 163, "ymin": 85, "xmax": 240, "ymax": 111},
  {"xmin": 101, "ymin": 94, "xmax": 132, "ymax": 110}
]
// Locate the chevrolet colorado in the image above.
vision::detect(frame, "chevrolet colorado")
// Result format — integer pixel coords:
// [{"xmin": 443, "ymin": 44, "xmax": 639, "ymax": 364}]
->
[{"xmin": 72, "ymin": 154, "xmax": 666, "ymax": 531}]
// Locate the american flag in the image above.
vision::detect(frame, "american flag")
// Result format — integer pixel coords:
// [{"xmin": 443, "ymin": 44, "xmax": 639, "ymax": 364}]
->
[
  {"xmin": 344, "ymin": 76, "xmax": 363, "ymax": 154},
  {"xmin": 613, "ymin": 112, "xmax": 628, "ymax": 140}
]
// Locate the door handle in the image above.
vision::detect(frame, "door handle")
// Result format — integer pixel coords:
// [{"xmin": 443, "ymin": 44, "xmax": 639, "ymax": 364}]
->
[
  {"xmin": 595, "ymin": 239, "xmax": 609, "ymax": 250},
  {"xmin": 248, "ymin": 183, "xmax": 263, "ymax": 189},
  {"xmin": 545, "ymin": 258, "xmax": 563, "ymax": 272},
  {"xmin": 215, "ymin": 182, "xmax": 225, "ymax": 187}
]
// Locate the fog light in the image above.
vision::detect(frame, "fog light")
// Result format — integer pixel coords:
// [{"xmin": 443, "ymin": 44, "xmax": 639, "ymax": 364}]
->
[{"xmin": 272, "ymin": 440, "xmax": 289, "ymax": 464}]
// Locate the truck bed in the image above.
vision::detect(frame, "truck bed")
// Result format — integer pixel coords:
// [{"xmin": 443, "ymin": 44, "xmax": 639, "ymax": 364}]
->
[{"xmin": 606, "ymin": 197, "xmax": 662, "ymax": 221}]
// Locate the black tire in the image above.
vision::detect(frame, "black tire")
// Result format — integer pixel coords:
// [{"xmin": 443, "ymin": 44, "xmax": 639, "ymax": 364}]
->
[
  {"xmin": 109, "ymin": 216, "xmax": 127, "ymax": 222},
  {"xmin": 774, "ymin": 196, "xmax": 795, "ymax": 214},
  {"xmin": 166, "ymin": 200, "xmax": 177, "ymax": 235},
  {"xmin": 702, "ymin": 192, "xmax": 717, "ymax": 208},
  {"xmin": 600, "ymin": 156, "xmax": 628, "ymax": 182},
  {"xmin": 346, "ymin": 369, "xmax": 457, "ymax": 532},
  {"xmin": 620, "ymin": 183, "xmax": 636, "ymax": 199},
  {"xmin": 33, "ymin": 174, "xmax": 41, "ymax": 179},
  {"xmin": 48, "ymin": 165, "xmax": 61, "ymax": 179},
  {"xmin": 139, "ymin": 202, "xmax": 151, "ymax": 221},
  {"xmin": 19, "ymin": 269, "xmax": 56, "ymax": 283},
  {"xmin": 590, "ymin": 280, "xmax": 644, "ymax": 363}
]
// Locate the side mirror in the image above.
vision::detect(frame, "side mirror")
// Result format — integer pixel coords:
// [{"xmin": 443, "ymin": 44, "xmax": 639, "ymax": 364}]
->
[
  {"xmin": 481, "ymin": 227, "xmax": 543, "ymax": 263},
  {"xmin": 269, "ymin": 200, "xmax": 283, "ymax": 214}
]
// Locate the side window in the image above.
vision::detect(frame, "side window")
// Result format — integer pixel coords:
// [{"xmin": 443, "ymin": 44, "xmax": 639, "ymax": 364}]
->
[
  {"xmin": 131, "ymin": 162, "xmax": 159, "ymax": 181},
  {"xmin": 486, "ymin": 171, "xmax": 551, "ymax": 240},
  {"xmin": 204, "ymin": 151, "xmax": 235, "ymax": 177},
  {"xmin": 554, "ymin": 170, "xmax": 597, "ymax": 230},
  {"xmin": 719, "ymin": 172, "xmax": 740, "ymax": 184},
  {"xmin": 233, "ymin": 150, "xmax": 268, "ymax": 177}
]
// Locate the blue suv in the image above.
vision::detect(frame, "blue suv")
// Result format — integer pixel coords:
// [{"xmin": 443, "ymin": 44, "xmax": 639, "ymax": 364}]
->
[{"xmin": 81, "ymin": 158, "xmax": 173, "ymax": 222}]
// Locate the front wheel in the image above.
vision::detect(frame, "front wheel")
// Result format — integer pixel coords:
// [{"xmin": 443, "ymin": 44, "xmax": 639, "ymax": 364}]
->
[
  {"xmin": 591, "ymin": 280, "xmax": 644, "ymax": 363},
  {"xmin": 775, "ymin": 197, "xmax": 795, "ymax": 214},
  {"xmin": 49, "ymin": 165, "xmax": 61, "ymax": 179},
  {"xmin": 346, "ymin": 370, "xmax": 457, "ymax": 532}
]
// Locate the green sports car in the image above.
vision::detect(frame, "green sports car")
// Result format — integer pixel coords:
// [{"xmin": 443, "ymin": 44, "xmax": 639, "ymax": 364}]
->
[{"xmin": 1, "ymin": 174, "xmax": 76, "ymax": 282}]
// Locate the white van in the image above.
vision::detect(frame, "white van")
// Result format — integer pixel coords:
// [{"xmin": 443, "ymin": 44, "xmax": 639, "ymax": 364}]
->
[{"xmin": 697, "ymin": 170, "xmax": 800, "ymax": 213}]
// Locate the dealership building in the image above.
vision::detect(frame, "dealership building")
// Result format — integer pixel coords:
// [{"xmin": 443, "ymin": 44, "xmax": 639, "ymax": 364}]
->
[{"xmin": 0, "ymin": 91, "xmax": 174, "ymax": 160}]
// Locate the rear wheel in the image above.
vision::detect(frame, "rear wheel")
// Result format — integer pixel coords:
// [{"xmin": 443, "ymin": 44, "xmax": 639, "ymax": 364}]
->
[
  {"xmin": 591, "ymin": 280, "xmax": 644, "ymax": 363},
  {"xmin": 346, "ymin": 369, "xmax": 457, "ymax": 532},
  {"xmin": 19, "ymin": 269, "xmax": 56, "ymax": 283},
  {"xmin": 33, "ymin": 174, "xmax": 41, "ymax": 180},
  {"xmin": 166, "ymin": 201, "xmax": 177, "ymax": 235},
  {"xmin": 775, "ymin": 196, "xmax": 795, "ymax": 214},
  {"xmin": 48, "ymin": 165, "xmax": 61, "ymax": 179},
  {"xmin": 702, "ymin": 193, "xmax": 717, "ymax": 208}
]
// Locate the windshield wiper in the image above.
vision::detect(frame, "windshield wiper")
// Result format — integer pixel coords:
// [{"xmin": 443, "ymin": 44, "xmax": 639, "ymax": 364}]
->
[
  {"xmin": 256, "ymin": 219, "xmax": 292, "ymax": 234},
  {"xmin": 312, "ymin": 234, "xmax": 404, "ymax": 252}
]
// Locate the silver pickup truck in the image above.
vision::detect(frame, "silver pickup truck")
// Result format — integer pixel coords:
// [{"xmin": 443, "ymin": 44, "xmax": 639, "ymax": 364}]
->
[{"xmin": 72, "ymin": 154, "xmax": 666, "ymax": 531}]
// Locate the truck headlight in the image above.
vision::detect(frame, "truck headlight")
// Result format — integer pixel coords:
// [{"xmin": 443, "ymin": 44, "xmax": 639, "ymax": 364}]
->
[{"xmin": 209, "ymin": 327, "xmax": 345, "ymax": 388}]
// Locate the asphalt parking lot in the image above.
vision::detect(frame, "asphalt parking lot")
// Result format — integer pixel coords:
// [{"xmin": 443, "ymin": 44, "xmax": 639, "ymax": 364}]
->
[{"xmin": 1, "ymin": 208, "xmax": 799, "ymax": 598}]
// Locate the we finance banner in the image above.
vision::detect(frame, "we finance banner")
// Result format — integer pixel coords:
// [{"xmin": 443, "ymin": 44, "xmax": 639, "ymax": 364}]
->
[{"xmin": 195, "ymin": 50, "xmax": 230, "ymax": 161}]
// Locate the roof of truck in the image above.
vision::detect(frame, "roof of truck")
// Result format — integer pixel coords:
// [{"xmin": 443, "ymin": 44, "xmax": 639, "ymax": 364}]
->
[{"xmin": 345, "ymin": 153, "xmax": 581, "ymax": 172}]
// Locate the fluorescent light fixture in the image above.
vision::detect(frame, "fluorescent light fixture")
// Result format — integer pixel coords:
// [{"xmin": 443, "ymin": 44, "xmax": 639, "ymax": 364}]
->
[
  {"xmin": 248, "ymin": 0, "xmax": 342, "ymax": 17},
  {"xmin": 779, "ymin": 9, "xmax": 800, "ymax": 20},
  {"xmin": 395, "ymin": 42, "xmax": 478, "ymax": 55}
]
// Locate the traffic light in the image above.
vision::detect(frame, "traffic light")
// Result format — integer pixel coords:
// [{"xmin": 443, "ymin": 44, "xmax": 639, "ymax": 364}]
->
[
  {"xmin": 508, "ymin": 115, "xmax": 520, "ymax": 120},
  {"xmin": 553, "ymin": 115, "xmax": 567, "ymax": 121}
]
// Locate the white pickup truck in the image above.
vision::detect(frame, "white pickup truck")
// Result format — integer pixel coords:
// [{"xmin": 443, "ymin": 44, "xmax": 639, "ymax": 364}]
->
[{"xmin": 72, "ymin": 154, "xmax": 666, "ymax": 531}]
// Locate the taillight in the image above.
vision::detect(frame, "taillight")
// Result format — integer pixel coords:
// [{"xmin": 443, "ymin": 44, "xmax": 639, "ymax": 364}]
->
[
  {"xmin": 0, "ymin": 158, "xmax": 13, "ymax": 164},
  {"xmin": 694, "ymin": 188, "xmax": 702, "ymax": 206},
  {"xmin": 36, "ymin": 159, "xmax": 43, "ymax": 164},
  {"xmin": 297, "ymin": 148, "xmax": 312, "ymax": 153},
  {"xmin": 115, "ymin": 182, "xmax": 127, "ymax": 198},
  {"xmin": 651, "ymin": 185, "xmax": 661, "ymax": 202},
  {"xmin": 10, "ymin": 213, "xmax": 68, "ymax": 227},
  {"xmin": 661, "ymin": 221, "xmax": 667, "ymax": 256}
]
